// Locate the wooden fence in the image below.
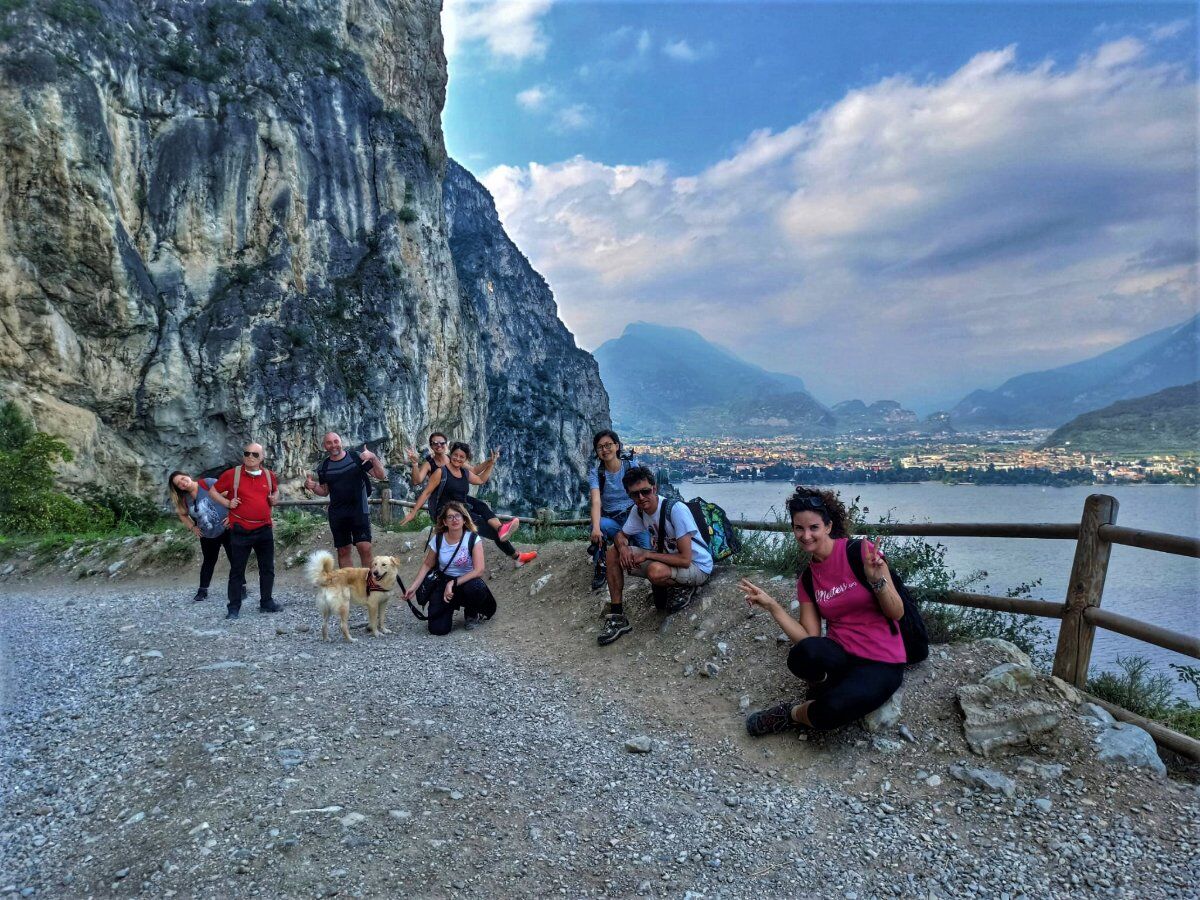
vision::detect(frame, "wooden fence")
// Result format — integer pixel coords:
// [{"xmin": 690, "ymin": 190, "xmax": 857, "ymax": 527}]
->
[{"xmin": 276, "ymin": 491, "xmax": 1200, "ymax": 761}]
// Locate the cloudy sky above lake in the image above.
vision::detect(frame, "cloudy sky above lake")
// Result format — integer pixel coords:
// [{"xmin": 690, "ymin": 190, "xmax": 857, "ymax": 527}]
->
[{"xmin": 442, "ymin": 1, "xmax": 1197, "ymax": 410}]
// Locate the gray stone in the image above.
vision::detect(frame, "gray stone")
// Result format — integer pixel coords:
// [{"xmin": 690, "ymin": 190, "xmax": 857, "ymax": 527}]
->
[
  {"xmin": 1032, "ymin": 798, "xmax": 1053, "ymax": 814},
  {"xmin": 701, "ymin": 661, "xmax": 720, "ymax": 678},
  {"xmin": 1079, "ymin": 703, "xmax": 1115, "ymax": 726},
  {"xmin": 898, "ymin": 724, "xmax": 918, "ymax": 744},
  {"xmin": 107, "ymin": 560, "xmax": 125, "ymax": 575},
  {"xmin": 624, "ymin": 736, "xmax": 652, "ymax": 754},
  {"xmin": 863, "ymin": 690, "xmax": 902, "ymax": 732},
  {"xmin": 871, "ymin": 737, "xmax": 903, "ymax": 754},
  {"xmin": 339, "ymin": 812, "xmax": 366, "ymax": 827},
  {"xmin": 957, "ymin": 683, "xmax": 1061, "ymax": 756},
  {"xmin": 1048, "ymin": 676, "xmax": 1083, "ymax": 704},
  {"xmin": 1015, "ymin": 759, "xmax": 1065, "ymax": 781},
  {"xmin": 140, "ymin": 650, "xmax": 163, "ymax": 659},
  {"xmin": 980, "ymin": 662, "xmax": 1040, "ymax": 694},
  {"xmin": 976, "ymin": 638, "xmax": 1033, "ymax": 667},
  {"xmin": 738, "ymin": 695, "xmax": 751, "ymax": 712},
  {"xmin": 925, "ymin": 775, "xmax": 942, "ymax": 788},
  {"xmin": 529, "ymin": 574, "xmax": 553, "ymax": 597},
  {"xmin": 948, "ymin": 764, "xmax": 1017, "ymax": 797},
  {"xmin": 389, "ymin": 810, "xmax": 411, "ymax": 821},
  {"xmin": 1095, "ymin": 723, "xmax": 1166, "ymax": 778}
]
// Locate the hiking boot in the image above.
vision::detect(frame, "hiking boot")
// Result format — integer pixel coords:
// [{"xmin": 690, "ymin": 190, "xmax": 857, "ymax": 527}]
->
[
  {"xmin": 597, "ymin": 612, "xmax": 632, "ymax": 646},
  {"xmin": 225, "ymin": 608, "xmax": 240, "ymax": 620},
  {"xmin": 497, "ymin": 518, "xmax": 520, "ymax": 541},
  {"xmin": 665, "ymin": 586, "xmax": 698, "ymax": 614},
  {"xmin": 464, "ymin": 614, "xmax": 486, "ymax": 631},
  {"xmin": 745, "ymin": 702, "xmax": 801, "ymax": 737},
  {"xmin": 514, "ymin": 551, "xmax": 538, "ymax": 568},
  {"xmin": 192, "ymin": 588, "xmax": 208, "ymax": 603},
  {"xmin": 590, "ymin": 564, "xmax": 607, "ymax": 592},
  {"xmin": 259, "ymin": 601, "xmax": 282, "ymax": 613}
]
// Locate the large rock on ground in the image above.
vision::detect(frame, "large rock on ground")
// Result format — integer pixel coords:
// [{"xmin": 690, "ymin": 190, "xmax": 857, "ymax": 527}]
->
[
  {"xmin": 1095, "ymin": 722, "xmax": 1167, "ymax": 778},
  {"xmin": 957, "ymin": 663, "xmax": 1062, "ymax": 757}
]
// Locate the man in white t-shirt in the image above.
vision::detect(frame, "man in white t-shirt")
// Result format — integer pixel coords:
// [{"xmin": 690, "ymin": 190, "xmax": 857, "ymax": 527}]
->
[{"xmin": 599, "ymin": 466, "xmax": 713, "ymax": 646}]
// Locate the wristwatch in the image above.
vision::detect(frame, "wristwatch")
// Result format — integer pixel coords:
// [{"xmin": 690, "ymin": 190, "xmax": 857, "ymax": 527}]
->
[{"xmin": 868, "ymin": 576, "xmax": 887, "ymax": 592}]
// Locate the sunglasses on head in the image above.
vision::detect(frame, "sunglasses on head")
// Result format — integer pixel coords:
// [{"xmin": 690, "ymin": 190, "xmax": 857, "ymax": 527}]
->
[
  {"xmin": 792, "ymin": 495, "xmax": 825, "ymax": 511},
  {"xmin": 628, "ymin": 486, "xmax": 655, "ymax": 498},
  {"xmin": 243, "ymin": 451, "xmax": 262, "ymax": 458}
]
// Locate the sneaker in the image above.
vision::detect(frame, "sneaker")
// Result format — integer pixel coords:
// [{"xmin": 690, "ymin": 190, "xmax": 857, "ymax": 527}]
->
[
  {"xmin": 225, "ymin": 608, "xmax": 240, "ymax": 620},
  {"xmin": 597, "ymin": 612, "xmax": 632, "ymax": 646},
  {"xmin": 514, "ymin": 551, "xmax": 538, "ymax": 568},
  {"xmin": 192, "ymin": 589, "xmax": 208, "ymax": 603},
  {"xmin": 590, "ymin": 565, "xmax": 607, "ymax": 592},
  {"xmin": 665, "ymin": 586, "xmax": 698, "ymax": 614},
  {"xmin": 745, "ymin": 702, "xmax": 801, "ymax": 737},
  {"xmin": 259, "ymin": 601, "xmax": 282, "ymax": 613},
  {"xmin": 464, "ymin": 614, "xmax": 485, "ymax": 631},
  {"xmin": 497, "ymin": 518, "xmax": 520, "ymax": 541}
]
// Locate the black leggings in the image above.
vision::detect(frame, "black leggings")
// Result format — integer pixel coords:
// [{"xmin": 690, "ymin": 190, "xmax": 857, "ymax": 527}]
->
[
  {"xmin": 198, "ymin": 532, "xmax": 233, "ymax": 591},
  {"xmin": 427, "ymin": 579, "xmax": 497, "ymax": 636},
  {"xmin": 787, "ymin": 637, "xmax": 903, "ymax": 731},
  {"xmin": 462, "ymin": 498, "xmax": 517, "ymax": 559}
]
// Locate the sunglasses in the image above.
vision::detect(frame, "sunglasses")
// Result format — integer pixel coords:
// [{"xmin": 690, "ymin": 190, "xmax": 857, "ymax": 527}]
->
[
  {"xmin": 243, "ymin": 451, "xmax": 262, "ymax": 458},
  {"xmin": 431, "ymin": 440, "xmax": 447, "ymax": 447},
  {"xmin": 792, "ymin": 495, "xmax": 825, "ymax": 511},
  {"xmin": 628, "ymin": 487, "xmax": 655, "ymax": 498}
]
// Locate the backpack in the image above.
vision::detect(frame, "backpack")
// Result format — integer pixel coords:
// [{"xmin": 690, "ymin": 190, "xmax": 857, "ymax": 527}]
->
[
  {"xmin": 231, "ymin": 465, "xmax": 276, "ymax": 509},
  {"xmin": 656, "ymin": 496, "xmax": 741, "ymax": 563},
  {"xmin": 801, "ymin": 539, "xmax": 929, "ymax": 664}
]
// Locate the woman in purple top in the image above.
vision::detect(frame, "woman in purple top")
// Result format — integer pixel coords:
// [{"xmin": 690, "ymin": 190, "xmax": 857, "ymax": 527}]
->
[{"xmin": 740, "ymin": 486, "xmax": 906, "ymax": 735}]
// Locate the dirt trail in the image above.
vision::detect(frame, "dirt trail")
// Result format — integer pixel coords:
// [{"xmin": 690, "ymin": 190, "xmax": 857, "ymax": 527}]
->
[{"xmin": 0, "ymin": 535, "xmax": 1196, "ymax": 899}]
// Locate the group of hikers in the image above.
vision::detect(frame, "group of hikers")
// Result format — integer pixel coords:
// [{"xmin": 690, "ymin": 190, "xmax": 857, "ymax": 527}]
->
[{"xmin": 167, "ymin": 427, "xmax": 918, "ymax": 736}]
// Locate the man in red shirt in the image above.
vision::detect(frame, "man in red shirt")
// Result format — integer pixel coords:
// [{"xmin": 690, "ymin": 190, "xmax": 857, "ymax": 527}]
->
[{"xmin": 209, "ymin": 441, "xmax": 281, "ymax": 619}]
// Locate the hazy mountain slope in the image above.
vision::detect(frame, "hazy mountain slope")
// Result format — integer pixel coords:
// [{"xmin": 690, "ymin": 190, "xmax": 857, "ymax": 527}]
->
[
  {"xmin": 1041, "ymin": 382, "xmax": 1199, "ymax": 454},
  {"xmin": 950, "ymin": 315, "xmax": 1199, "ymax": 429}
]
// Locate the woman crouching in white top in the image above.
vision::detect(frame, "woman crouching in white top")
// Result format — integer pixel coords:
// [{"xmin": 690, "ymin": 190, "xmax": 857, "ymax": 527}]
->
[{"xmin": 404, "ymin": 501, "xmax": 496, "ymax": 635}]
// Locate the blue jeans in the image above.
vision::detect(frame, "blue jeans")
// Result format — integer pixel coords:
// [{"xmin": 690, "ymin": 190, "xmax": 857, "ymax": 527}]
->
[{"xmin": 599, "ymin": 509, "xmax": 651, "ymax": 549}]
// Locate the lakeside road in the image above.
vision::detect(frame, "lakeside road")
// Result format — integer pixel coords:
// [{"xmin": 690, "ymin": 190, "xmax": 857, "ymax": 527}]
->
[{"xmin": 1, "ymin": 540, "xmax": 1198, "ymax": 899}]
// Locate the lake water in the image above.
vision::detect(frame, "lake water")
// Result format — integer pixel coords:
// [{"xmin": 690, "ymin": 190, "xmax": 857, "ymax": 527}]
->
[{"xmin": 679, "ymin": 481, "xmax": 1199, "ymax": 688}]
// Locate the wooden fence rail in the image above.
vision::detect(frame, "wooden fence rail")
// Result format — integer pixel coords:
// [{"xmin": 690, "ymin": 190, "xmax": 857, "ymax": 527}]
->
[{"xmin": 271, "ymin": 490, "xmax": 1198, "ymax": 760}]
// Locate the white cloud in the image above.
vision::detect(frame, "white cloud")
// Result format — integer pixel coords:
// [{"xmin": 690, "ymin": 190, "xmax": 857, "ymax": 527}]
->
[
  {"xmin": 662, "ymin": 38, "xmax": 714, "ymax": 62},
  {"xmin": 636, "ymin": 29, "xmax": 652, "ymax": 56},
  {"xmin": 552, "ymin": 103, "xmax": 595, "ymax": 133},
  {"xmin": 516, "ymin": 86, "xmax": 549, "ymax": 110},
  {"xmin": 443, "ymin": 0, "xmax": 553, "ymax": 62},
  {"xmin": 482, "ymin": 39, "xmax": 1197, "ymax": 405}
]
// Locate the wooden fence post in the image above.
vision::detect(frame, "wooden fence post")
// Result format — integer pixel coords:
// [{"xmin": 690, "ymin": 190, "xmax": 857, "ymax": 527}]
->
[
  {"xmin": 379, "ymin": 486, "xmax": 392, "ymax": 525},
  {"xmin": 1052, "ymin": 494, "xmax": 1119, "ymax": 688}
]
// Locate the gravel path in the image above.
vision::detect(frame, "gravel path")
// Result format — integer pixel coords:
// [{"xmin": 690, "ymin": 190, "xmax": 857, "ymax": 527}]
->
[{"xmin": 1, "ymin": 553, "xmax": 1198, "ymax": 899}]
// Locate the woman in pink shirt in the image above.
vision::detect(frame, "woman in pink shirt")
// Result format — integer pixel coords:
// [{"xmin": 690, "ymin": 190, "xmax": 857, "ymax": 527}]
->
[{"xmin": 741, "ymin": 487, "xmax": 906, "ymax": 735}]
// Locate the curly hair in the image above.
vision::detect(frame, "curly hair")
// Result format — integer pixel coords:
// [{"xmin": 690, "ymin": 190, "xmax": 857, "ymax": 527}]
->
[
  {"xmin": 434, "ymin": 500, "xmax": 477, "ymax": 535},
  {"xmin": 786, "ymin": 486, "xmax": 851, "ymax": 539},
  {"xmin": 448, "ymin": 441, "xmax": 472, "ymax": 460}
]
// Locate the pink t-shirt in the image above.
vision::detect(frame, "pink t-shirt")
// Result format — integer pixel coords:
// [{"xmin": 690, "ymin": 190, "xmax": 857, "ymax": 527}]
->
[{"xmin": 798, "ymin": 538, "xmax": 906, "ymax": 664}]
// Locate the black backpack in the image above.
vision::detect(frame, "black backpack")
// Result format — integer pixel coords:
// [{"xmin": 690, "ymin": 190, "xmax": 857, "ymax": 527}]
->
[
  {"xmin": 801, "ymin": 538, "xmax": 929, "ymax": 664},
  {"xmin": 317, "ymin": 449, "xmax": 373, "ymax": 497}
]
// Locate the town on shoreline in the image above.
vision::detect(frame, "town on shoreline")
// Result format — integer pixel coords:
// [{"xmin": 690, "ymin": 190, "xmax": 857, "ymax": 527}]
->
[{"xmin": 633, "ymin": 432, "xmax": 1199, "ymax": 487}]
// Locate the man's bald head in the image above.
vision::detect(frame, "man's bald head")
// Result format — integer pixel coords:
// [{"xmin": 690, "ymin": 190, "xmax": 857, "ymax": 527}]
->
[{"xmin": 323, "ymin": 432, "xmax": 345, "ymax": 456}]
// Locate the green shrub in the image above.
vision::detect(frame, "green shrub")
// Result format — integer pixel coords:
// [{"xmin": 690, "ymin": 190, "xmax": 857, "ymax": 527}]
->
[
  {"xmin": 141, "ymin": 530, "xmax": 196, "ymax": 568},
  {"xmin": 78, "ymin": 484, "xmax": 161, "ymax": 530},
  {"xmin": 45, "ymin": 0, "xmax": 99, "ymax": 26},
  {"xmin": 275, "ymin": 508, "xmax": 324, "ymax": 546},
  {"xmin": 1088, "ymin": 655, "xmax": 1200, "ymax": 740},
  {"xmin": 1, "ymin": 490, "xmax": 112, "ymax": 534}
]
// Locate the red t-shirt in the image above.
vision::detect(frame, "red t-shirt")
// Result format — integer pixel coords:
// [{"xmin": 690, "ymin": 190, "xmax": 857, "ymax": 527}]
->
[
  {"xmin": 213, "ymin": 466, "xmax": 276, "ymax": 531},
  {"xmin": 798, "ymin": 538, "xmax": 906, "ymax": 664}
]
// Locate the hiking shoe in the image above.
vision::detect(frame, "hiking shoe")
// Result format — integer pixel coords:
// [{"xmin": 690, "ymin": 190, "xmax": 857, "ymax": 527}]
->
[
  {"xmin": 259, "ymin": 601, "xmax": 282, "ymax": 613},
  {"xmin": 590, "ymin": 565, "xmax": 607, "ymax": 592},
  {"xmin": 597, "ymin": 613, "xmax": 632, "ymax": 646},
  {"xmin": 225, "ymin": 608, "xmax": 240, "ymax": 620},
  {"xmin": 497, "ymin": 518, "xmax": 520, "ymax": 541},
  {"xmin": 745, "ymin": 702, "xmax": 800, "ymax": 737},
  {"xmin": 192, "ymin": 589, "xmax": 208, "ymax": 603},
  {"xmin": 665, "ymin": 586, "xmax": 698, "ymax": 614},
  {"xmin": 464, "ymin": 614, "xmax": 486, "ymax": 631},
  {"xmin": 514, "ymin": 551, "xmax": 538, "ymax": 568}
]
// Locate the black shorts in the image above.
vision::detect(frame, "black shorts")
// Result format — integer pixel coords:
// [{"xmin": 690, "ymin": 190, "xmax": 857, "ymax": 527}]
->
[{"xmin": 329, "ymin": 512, "xmax": 372, "ymax": 548}]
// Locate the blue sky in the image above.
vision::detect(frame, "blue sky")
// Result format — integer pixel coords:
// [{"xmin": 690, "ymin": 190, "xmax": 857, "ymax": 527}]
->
[{"xmin": 442, "ymin": 2, "xmax": 1198, "ymax": 410}]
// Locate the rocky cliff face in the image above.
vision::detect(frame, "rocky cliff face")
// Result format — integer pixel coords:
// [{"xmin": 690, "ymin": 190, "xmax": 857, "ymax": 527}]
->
[
  {"xmin": 444, "ymin": 161, "xmax": 608, "ymax": 510},
  {"xmin": 0, "ymin": 0, "xmax": 608, "ymax": 510}
]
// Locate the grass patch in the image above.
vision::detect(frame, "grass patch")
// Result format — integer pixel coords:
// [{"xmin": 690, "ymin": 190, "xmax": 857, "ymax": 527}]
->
[
  {"xmin": 377, "ymin": 511, "xmax": 434, "ymax": 534},
  {"xmin": 275, "ymin": 508, "xmax": 325, "ymax": 547},
  {"xmin": 523, "ymin": 524, "xmax": 589, "ymax": 546},
  {"xmin": 1087, "ymin": 656, "xmax": 1200, "ymax": 740},
  {"xmin": 140, "ymin": 528, "xmax": 196, "ymax": 568}
]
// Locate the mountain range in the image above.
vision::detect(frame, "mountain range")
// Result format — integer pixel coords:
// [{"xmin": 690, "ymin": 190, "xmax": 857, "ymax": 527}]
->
[
  {"xmin": 1040, "ymin": 382, "xmax": 1199, "ymax": 455},
  {"xmin": 949, "ymin": 314, "xmax": 1199, "ymax": 429},
  {"xmin": 593, "ymin": 323, "xmax": 919, "ymax": 437}
]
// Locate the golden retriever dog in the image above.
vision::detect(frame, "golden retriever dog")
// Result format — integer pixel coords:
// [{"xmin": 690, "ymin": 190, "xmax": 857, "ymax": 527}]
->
[{"xmin": 306, "ymin": 551, "xmax": 403, "ymax": 642}]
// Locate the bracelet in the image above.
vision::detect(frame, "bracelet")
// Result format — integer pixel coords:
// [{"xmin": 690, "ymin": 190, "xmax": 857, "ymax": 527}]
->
[{"xmin": 868, "ymin": 576, "xmax": 887, "ymax": 592}]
